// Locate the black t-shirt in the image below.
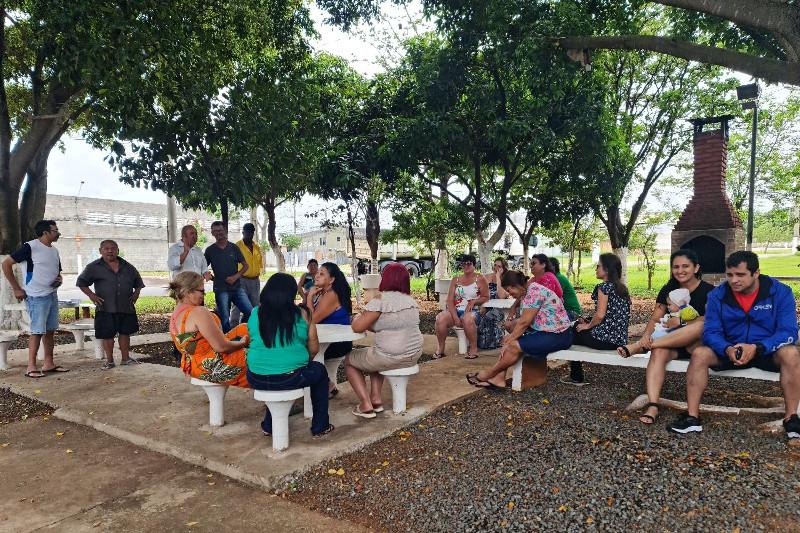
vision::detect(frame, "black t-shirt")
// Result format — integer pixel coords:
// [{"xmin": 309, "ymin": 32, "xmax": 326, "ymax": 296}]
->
[
  {"xmin": 204, "ymin": 242, "xmax": 245, "ymax": 291},
  {"xmin": 656, "ymin": 279, "xmax": 715, "ymax": 316}
]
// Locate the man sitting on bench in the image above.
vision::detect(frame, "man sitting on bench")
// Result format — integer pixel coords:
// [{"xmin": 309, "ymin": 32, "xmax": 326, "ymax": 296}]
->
[{"xmin": 667, "ymin": 251, "xmax": 800, "ymax": 441}]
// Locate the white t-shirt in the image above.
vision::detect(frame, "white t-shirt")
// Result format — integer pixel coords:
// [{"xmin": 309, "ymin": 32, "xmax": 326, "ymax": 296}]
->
[{"xmin": 10, "ymin": 239, "xmax": 61, "ymax": 298}]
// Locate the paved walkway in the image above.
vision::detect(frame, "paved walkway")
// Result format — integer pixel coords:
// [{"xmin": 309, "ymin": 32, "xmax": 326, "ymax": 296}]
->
[{"xmin": 1, "ymin": 333, "xmax": 539, "ymax": 532}]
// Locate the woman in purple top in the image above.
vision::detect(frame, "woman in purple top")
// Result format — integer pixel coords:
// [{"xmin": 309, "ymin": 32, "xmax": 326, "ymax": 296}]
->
[{"xmin": 466, "ymin": 271, "xmax": 574, "ymax": 391}]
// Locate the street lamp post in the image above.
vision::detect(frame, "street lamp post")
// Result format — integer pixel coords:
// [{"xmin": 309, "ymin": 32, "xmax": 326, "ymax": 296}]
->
[{"xmin": 736, "ymin": 82, "xmax": 760, "ymax": 251}]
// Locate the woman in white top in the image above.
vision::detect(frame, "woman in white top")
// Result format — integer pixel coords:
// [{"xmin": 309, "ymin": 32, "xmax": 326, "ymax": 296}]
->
[
  {"xmin": 433, "ymin": 254, "xmax": 489, "ymax": 359},
  {"xmin": 346, "ymin": 263, "xmax": 423, "ymax": 418}
]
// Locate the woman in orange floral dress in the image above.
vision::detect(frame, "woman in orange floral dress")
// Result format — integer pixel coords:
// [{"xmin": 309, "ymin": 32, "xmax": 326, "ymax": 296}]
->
[{"xmin": 169, "ymin": 271, "xmax": 250, "ymax": 387}]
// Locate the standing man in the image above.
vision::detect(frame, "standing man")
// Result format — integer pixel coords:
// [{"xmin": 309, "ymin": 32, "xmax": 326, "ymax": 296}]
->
[
  {"xmin": 667, "ymin": 251, "xmax": 800, "ymax": 441},
  {"xmin": 168, "ymin": 224, "xmax": 211, "ymax": 281},
  {"xmin": 77, "ymin": 240, "xmax": 145, "ymax": 369},
  {"xmin": 204, "ymin": 221, "xmax": 252, "ymax": 332},
  {"xmin": 2, "ymin": 220, "xmax": 68, "ymax": 378},
  {"xmin": 231, "ymin": 222, "xmax": 263, "ymax": 327}
]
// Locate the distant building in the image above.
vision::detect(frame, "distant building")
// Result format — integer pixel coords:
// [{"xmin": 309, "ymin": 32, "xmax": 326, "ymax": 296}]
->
[{"xmin": 44, "ymin": 194, "xmax": 223, "ymax": 272}]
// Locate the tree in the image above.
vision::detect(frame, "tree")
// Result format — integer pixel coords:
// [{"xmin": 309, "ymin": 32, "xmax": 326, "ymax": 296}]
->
[
  {"xmin": 558, "ymin": 0, "xmax": 800, "ymax": 86},
  {"xmin": 1, "ymin": 0, "xmax": 313, "ymax": 251},
  {"xmin": 382, "ymin": 0, "xmax": 620, "ymax": 272},
  {"xmin": 629, "ymin": 211, "xmax": 674, "ymax": 290},
  {"xmin": 281, "ymin": 234, "xmax": 302, "ymax": 252},
  {"xmin": 586, "ymin": 27, "xmax": 738, "ymax": 280}
]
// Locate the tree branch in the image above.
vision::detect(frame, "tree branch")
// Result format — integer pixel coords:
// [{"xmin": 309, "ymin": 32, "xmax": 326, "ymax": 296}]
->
[{"xmin": 558, "ymin": 35, "xmax": 800, "ymax": 86}]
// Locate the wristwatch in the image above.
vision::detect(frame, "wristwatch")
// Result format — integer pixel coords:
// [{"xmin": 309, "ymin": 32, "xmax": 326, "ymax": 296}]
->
[{"xmin": 680, "ymin": 318, "xmax": 687, "ymax": 327}]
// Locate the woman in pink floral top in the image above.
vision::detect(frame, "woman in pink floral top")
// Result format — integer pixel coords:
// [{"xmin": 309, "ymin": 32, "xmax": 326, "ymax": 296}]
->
[{"xmin": 466, "ymin": 271, "xmax": 574, "ymax": 391}]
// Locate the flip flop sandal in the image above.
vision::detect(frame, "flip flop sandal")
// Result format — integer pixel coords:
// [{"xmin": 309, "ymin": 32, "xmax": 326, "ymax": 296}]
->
[
  {"xmin": 617, "ymin": 346, "xmax": 632, "ymax": 358},
  {"xmin": 328, "ymin": 388, "xmax": 339, "ymax": 399},
  {"xmin": 465, "ymin": 353, "xmax": 479, "ymax": 359},
  {"xmin": 42, "ymin": 365, "xmax": 69, "ymax": 373},
  {"xmin": 121, "ymin": 359, "xmax": 140, "ymax": 365},
  {"xmin": 24, "ymin": 370, "xmax": 46, "ymax": 378},
  {"xmin": 639, "ymin": 402, "xmax": 660, "ymax": 424},
  {"xmin": 475, "ymin": 380, "xmax": 505, "ymax": 392},
  {"xmin": 372, "ymin": 405, "xmax": 384, "ymax": 413},
  {"xmin": 431, "ymin": 352, "xmax": 446, "ymax": 359},
  {"xmin": 466, "ymin": 372, "xmax": 484, "ymax": 386},
  {"xmin": 352, "ymin": 405, "xmax": 376, "ymax": 419},
  {"xmin": 262, "ymin": 430, "xmax": 272, "ymax": 437},
  {"xmin": 102, "ymin": 362, "xmax": 115, "ymax": 370}
]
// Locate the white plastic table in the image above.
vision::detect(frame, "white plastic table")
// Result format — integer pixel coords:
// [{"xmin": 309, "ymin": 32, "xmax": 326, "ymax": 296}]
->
[{"xmin": 304, "ymin": 324, "xmax": 365, "ymax": 418}]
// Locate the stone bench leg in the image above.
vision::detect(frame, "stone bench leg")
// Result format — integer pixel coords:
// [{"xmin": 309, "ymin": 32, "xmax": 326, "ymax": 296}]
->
[
  {"xmin": 0, "ymin": 339, "xmax": 15, "ymax": 371},
  {"xmin": 93, "ymin": 337, "xmax": 105, "ymax": 360},
  {"xmin": 191, "ymin": 377, "xmax": 228, "ymax": 427},
  {"xmin": 254, "ymin": 389, "xmax": 304, "ymax": 451},
  {"xmin": 379, "ymin": 364, "xmax": 420, "ymax": 414},
  {"xmin": 511, "ymin": 357, "xmax": 548, "ymax": 391},
  {"xmin": 453, "ymin": 327, "xmax": 468, "ymax": 354},
  {"xmin": 67, "ymin": 330, "xmax": 89, "ymax": 350}
]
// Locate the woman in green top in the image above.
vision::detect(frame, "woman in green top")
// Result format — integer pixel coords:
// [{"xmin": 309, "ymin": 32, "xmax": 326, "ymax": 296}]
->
[
  {"xmin": 549, "ymin": 258, "xmax": 582, "ymax": 319},
  {"xmin": 246, "ymin": 273, "xmax": 334, "ymax": 437}
]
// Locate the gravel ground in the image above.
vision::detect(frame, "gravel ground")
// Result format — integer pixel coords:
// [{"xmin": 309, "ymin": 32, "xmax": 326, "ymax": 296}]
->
[{"xmin": 283, "ymin": 364, "xmax": 800, "ymax": 532}]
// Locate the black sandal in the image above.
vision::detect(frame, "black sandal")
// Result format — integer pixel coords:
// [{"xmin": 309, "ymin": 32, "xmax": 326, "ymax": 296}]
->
[
  {"xmin": 617, "ymin": 345, "xmax": 631, "ymax": 358},
  {"xmin": 639, "ymin": 402, "xmax": 660, "ymax": 424},
  {"xmin": 313, "ymin": 424, "xmax": 335, "ymax": 436}
]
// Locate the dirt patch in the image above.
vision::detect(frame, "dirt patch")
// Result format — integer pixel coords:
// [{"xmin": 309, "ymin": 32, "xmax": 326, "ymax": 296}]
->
[{"xmin": 0, "ymin": 387, "xmax": 52, "ymax": 424}]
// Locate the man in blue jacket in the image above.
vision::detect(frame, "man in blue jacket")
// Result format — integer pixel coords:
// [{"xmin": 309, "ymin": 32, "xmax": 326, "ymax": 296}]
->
[{"xmin": 667, "ymin": 251, "xmax": 800, "ymax": 441}]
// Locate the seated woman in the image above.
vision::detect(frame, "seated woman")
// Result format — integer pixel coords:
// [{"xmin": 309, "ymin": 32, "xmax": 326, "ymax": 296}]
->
[
  {"xmin": 169, "ymin": 271, "xmax": 250, "ymax": 387},
  {"xmin": 433, "ymin": 254, "xmax": 490, "ymax": 359},
  {"xmin": 246, "ymin": 273, "xmax": 333, "ymax": 437},
  {"xmin": 478, "ymin": 257, "xmax": 510, "ymax": 349},
  {"xmin": 565, "ymin": 253, "xmax": 631, "ymax": 386},
  {"xmin": 530, "ymin": 254, "xmax": 563, "ymax": 299},
  {"xmin": 549, "ymin": 257, "xmax": 582, "ymax": 321},
  {"xmin": 296, "ymin": 258, "xmax": 319, "ymax": 304},
  {"xmin": 466, "ymin": 271, "xmax": 573, "ymax": 390},
  {"xmin": 307, "ymin": 262, "xmax": 353, "ymax": 397},
  {"xmin": 346, "ymin": 262, "xmax": 423, "ymax": 418},
  {"xmin": 504, "ymin": 254, "xmax": 564, "ymax": 334},
  {"xmin": 616, "ymin": 249, "xmax": 714, "ymax": 424}
]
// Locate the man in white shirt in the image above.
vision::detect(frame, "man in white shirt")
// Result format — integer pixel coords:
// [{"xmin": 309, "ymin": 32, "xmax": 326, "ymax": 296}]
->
[
  {"xmin": 2, "ymin": 220, "xmax": 67, "ymax": 378},
  {"xmin": 168, "ymin": 224, "xmax": 211, "ymax": 281}
]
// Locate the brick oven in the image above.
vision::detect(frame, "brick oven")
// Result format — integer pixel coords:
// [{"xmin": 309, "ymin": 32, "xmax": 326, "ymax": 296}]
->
[{"xmin": 671, "ymin": 116, "xmax": 745, "ymax": 285}]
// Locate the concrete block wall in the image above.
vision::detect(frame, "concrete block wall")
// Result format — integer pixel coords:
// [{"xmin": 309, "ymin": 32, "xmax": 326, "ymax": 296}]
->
[{"xmin": 44, "ymin": 194, "xmax": 229, "ymax": 273}]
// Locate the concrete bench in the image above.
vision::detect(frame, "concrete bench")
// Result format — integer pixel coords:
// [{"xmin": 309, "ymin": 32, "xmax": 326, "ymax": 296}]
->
[
  {"xmin": 253, "ymin": 388, "xmax": 305, "ymax": 451},
  {"xmin": 510, "ymin": 346, "xmax": 781, "ymax": 391},
  {"xmin": 379, "ymin": 364, "xmax": 419, "ymax": 414},
  {"xmin": 190, "ymin": 377, "xmax": 228, "ymax": 427},
  {"xmin": 0, "ymin": 332, "xmax": 18, "ymax": 371},
  {"xmin": 62, "ymin": 320, "xmax": 94, "ymax": 350}
]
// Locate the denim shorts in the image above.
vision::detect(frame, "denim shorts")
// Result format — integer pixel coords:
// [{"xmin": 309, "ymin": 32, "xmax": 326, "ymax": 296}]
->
[{"xmin": 26, "ymin": 292, "xmax": 59, "ymax": 335}]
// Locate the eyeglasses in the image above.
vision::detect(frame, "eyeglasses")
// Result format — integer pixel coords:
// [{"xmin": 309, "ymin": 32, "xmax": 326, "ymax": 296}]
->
[
  {"xmin": 192, "ymin": 288, "xmax": 206, "ymax": 295},
  {"xmin": 462, "ymin": 261, "xmax": 473, "ymax": 266}
]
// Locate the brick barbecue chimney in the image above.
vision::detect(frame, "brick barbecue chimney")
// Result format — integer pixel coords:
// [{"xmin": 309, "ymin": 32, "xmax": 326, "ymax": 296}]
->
[{"xmin": 671, "ymin": 116, "xmax": 744, "ymax": 283}]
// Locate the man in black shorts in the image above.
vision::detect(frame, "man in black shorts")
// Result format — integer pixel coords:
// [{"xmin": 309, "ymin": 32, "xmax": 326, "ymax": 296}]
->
[
  {"xmin": 77, "ymin": 240, "xmax": 144, "ymax": 369},
  {"xmin": 667, "ymin": 251, "xmax": 800, "ymax": 441}
]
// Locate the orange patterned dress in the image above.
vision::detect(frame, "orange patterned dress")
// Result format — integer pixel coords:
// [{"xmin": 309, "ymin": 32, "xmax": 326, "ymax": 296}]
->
[{"xmin": 171, "ymin": 305, "xmax": 249, "ymax": 388}]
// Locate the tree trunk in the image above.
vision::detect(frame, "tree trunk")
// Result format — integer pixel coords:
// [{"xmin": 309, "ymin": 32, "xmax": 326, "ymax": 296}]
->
[
  {"xmin": 263, "ymin": 200, "xmax": 286, "ymax": 273},
  {"xmin": 520, "ymin": 242, "xmax": 529, "ymax": 275},
  {"xmin": 20, "ymin": 147, "xmax": 52, "ymax": 242},
  {"xmin": 612, "ymin": 246, "xmax": 629, "ymax": 286},
  {"xmin": 0, "ymin": 256, "xmax": 27, "ymax": 330},
  {"xmin": 435, "ymin": 173, "xmax": 449, "ymax": 279},
  {"xmin": 346, "ymin": 205, "xmax": 361, "ymax": 308},
  {"xmin": 365, "ymin": 200, "xmax": 380, "ymax": 274}
]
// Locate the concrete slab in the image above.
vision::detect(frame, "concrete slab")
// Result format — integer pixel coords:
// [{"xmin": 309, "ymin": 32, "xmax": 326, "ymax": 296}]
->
[{"xmin": 1, "ymin": 334, "xmax": 499, "ymax": 492}]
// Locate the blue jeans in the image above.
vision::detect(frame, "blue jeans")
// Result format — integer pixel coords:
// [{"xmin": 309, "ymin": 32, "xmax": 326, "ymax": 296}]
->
[
  {"xmin": 246, "ymin": 362, "xmax": 330, "ymax": 435},
  {"xmin": 214, "ymin": 287, "xmax": 252, "ymax": 333}
]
